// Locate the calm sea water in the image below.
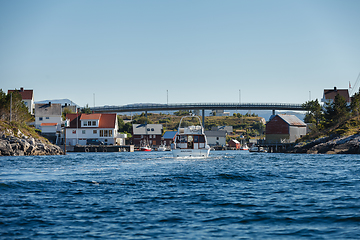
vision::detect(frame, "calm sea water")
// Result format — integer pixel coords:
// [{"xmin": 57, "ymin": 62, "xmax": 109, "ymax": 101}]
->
[{"xmin": 1, "ymin": 151, "xmax": 360, "ymax": 239}]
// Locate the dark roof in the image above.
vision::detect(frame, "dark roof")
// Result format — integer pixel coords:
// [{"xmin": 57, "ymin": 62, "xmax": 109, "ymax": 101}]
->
[
  {"xmin": 8, "ymin": 89, "xmax": 33, "ymax": 100},
  {"xmin": 323, "ymin": 88, "xmax": 350, "ymax": 102}
]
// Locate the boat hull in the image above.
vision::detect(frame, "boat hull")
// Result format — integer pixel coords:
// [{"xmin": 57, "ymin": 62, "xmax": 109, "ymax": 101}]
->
[{"xmin": 172, "ymin": 148, "xmax": 210, "ymax": 158}]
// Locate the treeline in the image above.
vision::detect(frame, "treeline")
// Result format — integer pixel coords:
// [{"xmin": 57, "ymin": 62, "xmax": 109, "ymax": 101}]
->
[
  {"xmin": 303, "ymin": 89, "xmax": 360, "ymax": 131},
  {"xmin": 0, "ymin": 89, "xmax": 32, "ymax": 123}
]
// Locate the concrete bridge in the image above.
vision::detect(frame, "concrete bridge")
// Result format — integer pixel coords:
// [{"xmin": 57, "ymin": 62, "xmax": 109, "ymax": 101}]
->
[{"xmin": 90, "ymin": 102, "xmax": 305, "ymax": 126}]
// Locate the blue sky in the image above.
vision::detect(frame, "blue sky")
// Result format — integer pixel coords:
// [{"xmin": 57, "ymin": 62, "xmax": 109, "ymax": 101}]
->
[{"xmin": 1, "ymin": 0, "xmax": 360, "ymax": 107}]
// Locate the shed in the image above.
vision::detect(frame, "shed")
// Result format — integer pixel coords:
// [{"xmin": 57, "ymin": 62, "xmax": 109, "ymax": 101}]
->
[
  {"xmin": 162, "ymin": 131, "xmax": 177, "ymax": 146},
  {"xmin": 228, "ymin": 139, "xmax": 240, "ymax": 149},
  {"xmin": 266, "ymin": 114, "xmax": 307, "ymax": 143}
]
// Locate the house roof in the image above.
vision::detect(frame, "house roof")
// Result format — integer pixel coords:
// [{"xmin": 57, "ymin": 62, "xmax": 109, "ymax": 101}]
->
[
  {"xmin": 133, "ymin": 124, "xmax": 163, "ymax": 135},
  {"xmin": 80, "ymin": 114, "xmax": 101, "ymax": 120},
  {"xmin": 163, "ymin": 131, "xmax": 177, "ymax": 139},
  {"xmin": 41, "ymin": 123, "xmax": 58, "ymax": 126},
  {"xmin": 35, "ymin": 103, "xmax": 62, "ymax": 115},
  {"xmin": 277, "ymin": 114, "xmax": 306, "ymax": 127},
  {"xmin": 323, "ymin": 88, "xmax": 350, "ymax": 102},
  {"xmin": 205, "ymin": 130, "xmax": 227, "ymax": 137},
  {"xmin": 66, "ymin": 113, "xmax": 117, "ymax": 128},
  {"xmin": 8, "ymin": 88, "xmax": 34, "ymax": 100}
]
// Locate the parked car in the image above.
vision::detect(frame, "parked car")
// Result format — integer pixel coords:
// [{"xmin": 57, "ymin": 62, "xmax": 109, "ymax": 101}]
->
[{"xmin": 86, "ymin": 139, "xmax": 104, "ymax": 145}]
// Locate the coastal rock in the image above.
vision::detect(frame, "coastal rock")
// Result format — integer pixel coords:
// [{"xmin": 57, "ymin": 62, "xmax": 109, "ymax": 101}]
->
[
  {"xmin": 0, "ymin": 134, "xmax": 64, "ymax": 156},
  {"xmin": 286, "ymin": 134, "xmax": 360, "ymax": 154}
]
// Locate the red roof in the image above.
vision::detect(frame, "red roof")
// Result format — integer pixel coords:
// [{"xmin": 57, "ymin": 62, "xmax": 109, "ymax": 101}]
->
[
  {"xmin": 80, "ymin": 114, "xmax": 101, "ymax": 120},
  {"xmin": 41, "ymin": 123, "xmax": 58, "ymax": 126},
  {"xmin": 8, "ymin": 88, "xmax": 33, "ymax": 100},
  {"xmin": 66, "ymin": 113, "xmax": 116, "ymax": 128}
]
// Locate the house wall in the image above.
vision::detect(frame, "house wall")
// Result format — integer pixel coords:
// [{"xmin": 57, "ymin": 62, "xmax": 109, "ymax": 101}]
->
[
  {"xmin": 265, "ymin": 116, "xmax": 289, "ymax": 134},
  {"xmin": 41, "ymin": 125, "xmax": 58, "ymax": 134},
  {"xmin": 206, "ymin": 136, "xmax": 226, "ymax": 146},
  {"xmin": 36, "ymin": 116, "xmax": 62, "ymax": 131},
  {"xmin": 65, "ymin": 128, "xmax": 116, "ymax": 145},
  {"xmin": 289, "ymin": 126, "xmax": 307, "ymax": 142},
  {"xmin": 265, "ymin": 134, "xmax": 290, "ymax": 143},
  {"xmin": 133, "ymin": 134, "xmax": 162, "ymax": 146},
  {"xmin": 23, "ymin": 99, "xmax": 34, "ymax": 115}
]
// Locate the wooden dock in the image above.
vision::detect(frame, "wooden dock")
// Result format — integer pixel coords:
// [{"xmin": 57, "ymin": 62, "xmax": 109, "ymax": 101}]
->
[{"xmin": 61, "ymin": 145, "xmax": 134, "ymax": 153}]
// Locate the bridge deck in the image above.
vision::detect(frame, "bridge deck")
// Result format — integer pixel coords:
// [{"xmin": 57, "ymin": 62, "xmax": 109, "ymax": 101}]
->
[{"xmin": 90, "ymin": 103, "xmax": 304, "ymax": 113}]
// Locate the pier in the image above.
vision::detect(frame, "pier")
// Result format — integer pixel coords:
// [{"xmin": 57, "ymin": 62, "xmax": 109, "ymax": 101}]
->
[{"xmin": 62, "ymin": 145, "xmax": 134, "ymax": 153}]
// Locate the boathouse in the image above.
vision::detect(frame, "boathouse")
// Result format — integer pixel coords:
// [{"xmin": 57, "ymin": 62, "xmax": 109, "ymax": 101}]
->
[
  {"xmin": 132, "ymin": 124, "xmax": 163, "ymax": 147},
  {"xmin": 265, "ymin": 114, "xmax": 307, "ymax": 144},
  {"xmin": 162, "ymin": 131, "xmax": 177, "ymax": 147}
]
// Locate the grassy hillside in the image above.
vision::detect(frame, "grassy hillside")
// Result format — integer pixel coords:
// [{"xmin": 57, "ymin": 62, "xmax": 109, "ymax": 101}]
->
[
  {"xmin": 120, "ymin": 113, "xmax": 265, "ymax": 138},
  {"xmin": 300, "ymin": 116, "xmax": 360, "ymax": 142},
  {"xmin": 0, "ymin": 120, "xmax": 50, "ymax": 143}
]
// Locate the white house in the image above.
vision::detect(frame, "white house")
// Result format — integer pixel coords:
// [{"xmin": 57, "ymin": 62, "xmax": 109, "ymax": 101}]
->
[
  {"xmin": 204, "ymin": 130, "xmax": 227, "ymax": 147},
  {"xmin": 8, "ymin": 87, "xmax": 35, "ymax": 115},
  {"xmin": 65, "ymin": 113, "xmax": 122, "ymax": 146},
  {"xmin": 35, "ymin": 103, "xmax": 62, "ymax": 131}
]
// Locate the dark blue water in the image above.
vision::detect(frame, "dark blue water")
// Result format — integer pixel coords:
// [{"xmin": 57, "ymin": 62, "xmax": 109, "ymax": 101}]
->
[{"xmin": 1, "ymin": 151, "xmax": 360, "ymax": 239}]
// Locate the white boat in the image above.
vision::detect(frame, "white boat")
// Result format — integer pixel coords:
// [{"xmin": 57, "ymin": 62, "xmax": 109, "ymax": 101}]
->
[
  {"xmin": 157, "ymin": 143, "xmax": 167, "ymax": 151},
  {"xmin": 240, "ymin": 143, "xmax": 249, "ymax": 150},
  {"xmin": 172, "ymin": 116, "xmax": 210, "ymax": 158}
]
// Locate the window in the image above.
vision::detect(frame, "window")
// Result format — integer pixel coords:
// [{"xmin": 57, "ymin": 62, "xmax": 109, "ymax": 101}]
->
[
  {"xmin": 88, "ymin": 121, "xmax": 91, "ymax": 126},
  {"xmin": 72, "ymin": 130, "xmax": 76, "ymax": 134},
  {"xmin": 92, "ymin": 121, "xmax": 96, "ymax": 126},
  {"xmin": 151, "ymin": 128, "xmax": 154, "ymax": 131},
  {"xmin": 39, "ymin": 117, "xmax": 43, "ymax": 121},
  {"xmin": 84, "ymin": 121, "xmax": 87, "ymax": 126},
  {"xmin": 93, "ymin": 130, "xmax": 97, "ymax": 134},
  {"xmin": 147, "ymin": 128, "xmax": 150, "ymax": 131},
  {"xmin": 100, "ymin": 130, "xmax": 104, "ymax": 137},
  {"xmin": 109, "ymin": 130, "xmax": 113, "ymax": 137},
  {"xmin": 104, "ymin": 130, "xmax": 108, "ymax": 137},
  {"xmin": 82, "ymin": 130, "xmax": 86, "ymax": 134},
  {"xmin": 46, "ymin": 117, "xmax": 49, "ymax": 119}
]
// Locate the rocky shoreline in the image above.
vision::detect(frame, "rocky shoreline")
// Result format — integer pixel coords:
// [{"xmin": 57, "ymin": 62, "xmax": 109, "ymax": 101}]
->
[
  {"xmin": 0, "ymin": 129, "xmax": 64, "ymax": 156},
  {"xmin": 285, "ymin": 134, "xmax": 360, "ymax": 154}
]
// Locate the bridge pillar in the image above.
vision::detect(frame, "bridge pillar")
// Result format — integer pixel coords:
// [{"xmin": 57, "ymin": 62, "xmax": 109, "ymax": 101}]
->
[
  {"xmin": 272, "ymin": 109, "xmax": 275, "ymax": 115},
  {"xmin": 202, "ymin": 109, "xmax": 205, "ymax": 128}
]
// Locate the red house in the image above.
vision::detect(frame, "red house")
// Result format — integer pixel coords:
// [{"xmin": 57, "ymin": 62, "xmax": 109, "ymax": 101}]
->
[
  {"xmin": 228, "ymin": 139, "xmax": 240, "ymax": 149},
  {"xmin": 266, "ymin": 114, "xmax": 307, "ymax": 143}
]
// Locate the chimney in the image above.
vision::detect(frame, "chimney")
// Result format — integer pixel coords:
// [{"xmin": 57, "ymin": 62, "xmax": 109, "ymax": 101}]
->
[
  {"xmin": 334, "ymin": 86, "xmax": 337, "ymax": 91},
  {"xmin": 20, "ymin": 87, "xmax": 24, "ymax": 92},
  {"xmin": 49, "ymin": 102, "xmax": 51, "ymax": 106}
]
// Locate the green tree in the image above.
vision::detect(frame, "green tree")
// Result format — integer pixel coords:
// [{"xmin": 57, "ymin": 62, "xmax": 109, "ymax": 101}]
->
[
  {"xmin": 81, "ymin": 104, "xmax": 92, "ymax": 114},
  {"xmin": 350, "ymin": 89, "xmax": 360, "ymax": 116},
  {"xmin": 302, "ymin": 99, "xmax": 324, "ymax": 126},
  {"xmin": 0, "ymin": 89, "xmax": 32, "ymax": 122},
  {"xmin": 324, "ymin": 94, "xmax": 350, "ymax": 127},
  {"xmin": 62, "ymin": 107, "xmax": 75, "ymax": 120}
]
